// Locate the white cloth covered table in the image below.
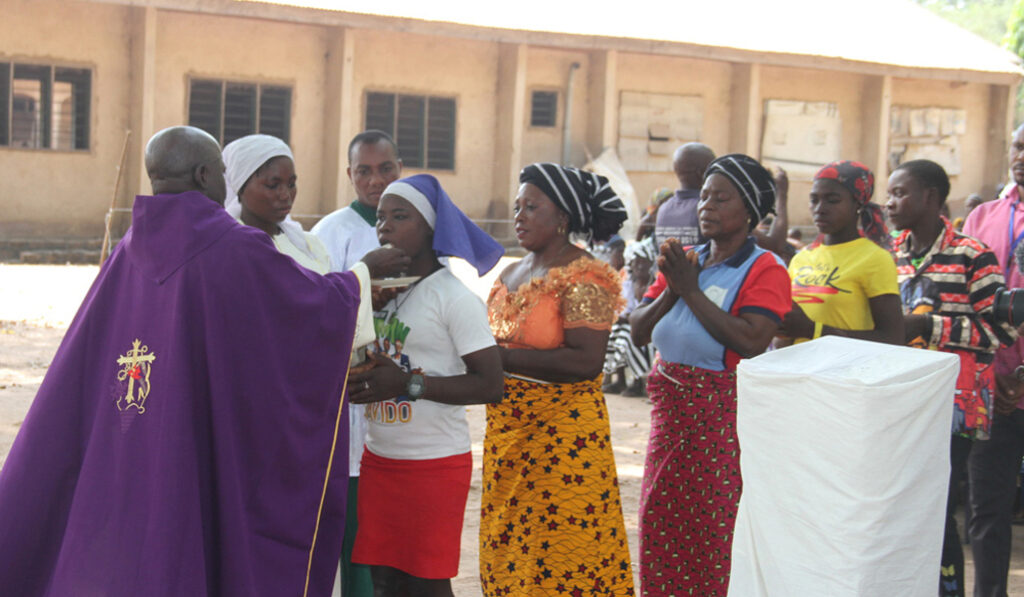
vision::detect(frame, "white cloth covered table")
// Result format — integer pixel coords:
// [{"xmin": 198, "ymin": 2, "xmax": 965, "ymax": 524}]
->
[{"xmin": 728, "ymin": 336, "xmax": 958, "ymax": 597}]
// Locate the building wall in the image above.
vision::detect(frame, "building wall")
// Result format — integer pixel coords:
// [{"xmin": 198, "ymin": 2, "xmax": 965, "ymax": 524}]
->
[
  {"xmin": 1, "ymin": 0, "xmax": 133, "ymax": 237},
  {"xmin": 520, "ymin": 47, "xmax": 591, "ymax": 173},
  {"xmin": 616, "ymin": 52, "xmax": 733, "ymax": 212},
  {"xmin": 154, "ymin": 11, "xmax": 330, "ymax": 221},
  {"xmin": 348, "ymin": 28, "xmax": 500, "ymax": 217},
  {"xmin": 1, "ymin": 0, "xmax": 1016, "ymax": 241},
  {"xmin": 759, "ymin": 66, "xmax": 869, "ymax": 226}
]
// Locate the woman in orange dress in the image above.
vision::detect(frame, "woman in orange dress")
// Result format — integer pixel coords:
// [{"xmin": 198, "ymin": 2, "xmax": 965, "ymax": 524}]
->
[{"xmin": 480, "ymin": 163, "xmax": 636, "ymax": 596}]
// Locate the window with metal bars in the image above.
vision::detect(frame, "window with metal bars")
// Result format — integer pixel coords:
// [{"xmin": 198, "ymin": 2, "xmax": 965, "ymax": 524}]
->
[
  {"xmin": 0, "ymin": 62, "xmax": 90, "ymax": 150},
  {"xmin": 187, "ymin": 79, "xmax": 291, "ymax": 145},
  {"xmin": 530, "ymin": 90, "xmax": 558, "ymax": 127},
  {"xmin": 364, "ymin": 91, "xmax": 455, "ymax": 170}
]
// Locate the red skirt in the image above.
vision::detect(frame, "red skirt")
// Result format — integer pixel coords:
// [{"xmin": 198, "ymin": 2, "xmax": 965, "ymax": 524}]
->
[{"xmin": 352, "ymin": 449, "xmax": 471, "ymax": 579}]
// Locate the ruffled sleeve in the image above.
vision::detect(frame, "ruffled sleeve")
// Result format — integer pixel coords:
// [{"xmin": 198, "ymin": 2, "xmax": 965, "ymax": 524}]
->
[{"xmin": 554, "ymin": 259, "xmax": 624, "ymax": 331}]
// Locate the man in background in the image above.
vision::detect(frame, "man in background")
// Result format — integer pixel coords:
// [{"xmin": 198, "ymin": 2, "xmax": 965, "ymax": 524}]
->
[
  {"xmin": 312, "ymin": 129, "xmax": 403, "ymax": 597},
  {"xmin": 654, "ymin": 142, "xmax": 715, "ymax": 247}
]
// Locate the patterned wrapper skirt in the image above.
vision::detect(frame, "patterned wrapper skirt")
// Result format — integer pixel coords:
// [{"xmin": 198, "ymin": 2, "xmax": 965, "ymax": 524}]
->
[
  {"xmin": 639, "ymin": 359, "xmax": 739, "ymax": 597},
  {"xmin": 480, "ymin": 375, "xmax": 635, "ymax": 596}
]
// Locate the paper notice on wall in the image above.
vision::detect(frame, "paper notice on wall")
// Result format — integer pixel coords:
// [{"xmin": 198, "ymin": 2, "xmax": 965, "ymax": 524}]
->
[
  {"xmin": 760, "ymin": 99, "xmax": 842, "ymax": 176},
  {"xmin": 909, "ymin": 109, "xmax": 928, "ymax": 137},
  {"xmin": 890, "ymin": 105, "xmax": 965, "ymax": 176},
  {"xmin": 905, "ymin": 141, "xmax": 962, "ymax": 176},
  {"xmin": 890, "ymin": 106, "xmax": 909, "ymax": 137},
  {"xmin": 617, "ymin": 91, "xmax": 704, "ymax": 172}
]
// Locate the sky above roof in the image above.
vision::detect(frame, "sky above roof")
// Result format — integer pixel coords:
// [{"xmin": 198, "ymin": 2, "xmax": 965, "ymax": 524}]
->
[{"xmin": 245, "ymin": 0, "xmax": 1022, "ymax": 74}]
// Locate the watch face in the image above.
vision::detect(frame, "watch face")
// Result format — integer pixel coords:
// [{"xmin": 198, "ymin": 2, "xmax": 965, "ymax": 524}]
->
[{"xmin": 408, "ymin": 374, "xmax": 425, "ymax": 398}]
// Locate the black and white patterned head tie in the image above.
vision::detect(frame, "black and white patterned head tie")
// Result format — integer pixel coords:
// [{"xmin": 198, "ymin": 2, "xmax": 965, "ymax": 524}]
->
[
  {"xmin": 703, "ymin": 154, "xmax": 777, "ymax": 229},
  {"xmin": 519, "ymin": 163, "xmax": 627, "ymax": 242}
]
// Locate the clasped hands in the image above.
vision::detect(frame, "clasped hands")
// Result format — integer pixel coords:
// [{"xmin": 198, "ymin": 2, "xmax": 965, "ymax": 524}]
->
[{"xmin": 657, "ymin": 238, "xmax": 701, "ymax": 298}]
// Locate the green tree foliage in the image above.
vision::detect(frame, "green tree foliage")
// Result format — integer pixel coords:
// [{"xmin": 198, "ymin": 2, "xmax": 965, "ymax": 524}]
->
[
  {"xmin": 1006, "ymin": 0, "xmax": 1024, "ymax": 56},
  {"xmin": 913, "ymin": 0, "xmax": 1014, "ymax": 44},
  {"xmin": 915, "ymin": 0, "xmax": 1022, "ymax": 122}
]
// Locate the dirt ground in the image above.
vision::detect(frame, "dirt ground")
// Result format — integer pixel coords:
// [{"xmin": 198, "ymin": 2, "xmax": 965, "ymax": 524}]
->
[{"xmin": 2, "ymin": 263, "xmax": 1024, "ymax": 596}]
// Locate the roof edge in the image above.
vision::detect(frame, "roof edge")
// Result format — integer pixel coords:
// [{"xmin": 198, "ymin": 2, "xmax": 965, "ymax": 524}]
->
[{"xmin": 85, "ymin": 0, "xmax": 1023, "ymax": 84}]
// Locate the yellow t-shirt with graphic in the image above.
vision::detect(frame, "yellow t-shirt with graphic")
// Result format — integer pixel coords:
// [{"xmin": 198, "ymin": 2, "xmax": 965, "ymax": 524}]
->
[{"xmin": 788, "ymin": 237, "xmax": 898, "ymax": 338}]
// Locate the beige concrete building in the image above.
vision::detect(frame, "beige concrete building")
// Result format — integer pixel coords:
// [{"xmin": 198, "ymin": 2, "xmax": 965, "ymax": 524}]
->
[{"xmin": 2, "ymin": 0, "xmax": 1021, "ymax": 242}]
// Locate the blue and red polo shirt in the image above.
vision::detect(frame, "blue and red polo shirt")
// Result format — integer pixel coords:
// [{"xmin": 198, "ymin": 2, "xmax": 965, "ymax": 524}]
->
[{"xmin": 644, "ymin": 238, "xmax": 791, "ymax": 371}]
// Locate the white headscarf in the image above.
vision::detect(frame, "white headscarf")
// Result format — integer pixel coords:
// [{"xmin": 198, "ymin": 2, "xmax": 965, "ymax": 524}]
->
[{"xmin": 222, "ymin": 134, "xmax": 313, "ymax": 259}]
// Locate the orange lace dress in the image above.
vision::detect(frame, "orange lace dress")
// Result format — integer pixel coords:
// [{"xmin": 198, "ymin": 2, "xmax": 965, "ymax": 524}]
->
[{"xmin": 479, "ymin": 257, "xmax": 635, "ymax": 596}]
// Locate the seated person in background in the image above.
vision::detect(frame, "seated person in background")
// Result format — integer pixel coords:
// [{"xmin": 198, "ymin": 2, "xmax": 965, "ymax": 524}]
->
[
  {"xmin": 593, "ymin": 233, "xmax": 626, "ymax": 272},
  {"xmin": 604, "ymin": 237, "xmax": 657, "ymax": 396}
]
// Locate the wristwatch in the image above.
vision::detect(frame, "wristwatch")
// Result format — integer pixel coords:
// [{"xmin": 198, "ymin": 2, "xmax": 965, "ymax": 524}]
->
[{"xmin": 406, "ymin": 373, "xmax": 425, "ymax": 401}]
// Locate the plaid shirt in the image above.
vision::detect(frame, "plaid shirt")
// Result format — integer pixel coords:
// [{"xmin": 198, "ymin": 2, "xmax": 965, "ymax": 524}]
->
[{"xmin": 893, "ymin": 217, "xmax": 1016, "ymax": 437}]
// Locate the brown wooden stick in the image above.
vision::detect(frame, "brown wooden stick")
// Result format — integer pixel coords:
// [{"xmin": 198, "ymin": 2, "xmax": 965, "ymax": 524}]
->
[{"xmin": 100, "ymin": 129, "xmax": 132, "ymax": 266}]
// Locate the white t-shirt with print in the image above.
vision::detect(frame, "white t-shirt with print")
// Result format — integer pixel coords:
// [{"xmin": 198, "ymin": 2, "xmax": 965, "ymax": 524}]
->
[{"xmin": 364, "ymin": 268, "xmax": 496, "ymax": 460}]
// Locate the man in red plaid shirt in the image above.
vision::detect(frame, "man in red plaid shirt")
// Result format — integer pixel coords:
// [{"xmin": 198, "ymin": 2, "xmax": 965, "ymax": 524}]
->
[{"xmin": 886, "ymin": 159, "xmax": 1017, "ymax": 597}]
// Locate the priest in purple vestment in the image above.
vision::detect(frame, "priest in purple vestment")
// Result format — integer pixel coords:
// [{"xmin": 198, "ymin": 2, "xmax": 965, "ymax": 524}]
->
[{"xmin": 0, "ymin": 126, "xmax": 404, "ymax": 597}]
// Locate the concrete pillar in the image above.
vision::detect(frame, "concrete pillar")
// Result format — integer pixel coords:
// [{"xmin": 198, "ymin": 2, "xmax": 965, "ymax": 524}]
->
[
  {"xmin": 321, "ymin": 27, "xmax": 357, "ymax": 214},
  {"xmin": 983, "ymin": 82, "xmax": 1017, "ymax": 198},
  {"xmin": 729, "ymin": 63, "xmax": 762, "ymax": 156},
  {"xmin": 860, "ymin": 74, "xmax": 892, "ymax": 187},
  {"xmin": 586, "ymin": 49, "xmax": 618, "ymax": 156},
  {"xmin": 490, "ymin": 43, "xmax": 528, "ymax": 214},
  {"xmin": 128, "ymin": 6, "xmax": 158, "ymax": 199}
]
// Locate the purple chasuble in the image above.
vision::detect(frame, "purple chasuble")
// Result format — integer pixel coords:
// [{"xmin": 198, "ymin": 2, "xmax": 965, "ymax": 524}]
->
[{"xmin": 0, "ymin": 191, "xmax": 360, "ymax": 597}]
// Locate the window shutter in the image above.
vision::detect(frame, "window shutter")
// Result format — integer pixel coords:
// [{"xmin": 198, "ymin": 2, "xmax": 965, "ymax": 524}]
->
[
  {"xmin": 188, "ymin": 80, "xmax": 223, "ymax": 142},
  {"xmin": 259, "ymin": 86, "xmax": 291, "ymax": 143},
  {"xmin": 223, "ymin": 83, "xmax": 256, "ymax": 146},
  {"xmin": 365, "ymin": 92, "xmax": 395, "ymax": 137},
  {"xmin": 530, "ymin": 91, "xmax": 557, "ymax": 127},
  {"xmin": 396, "ymin": 95, "xmax": 425, "ymax": 168},
  {"xmin": 426, "ymin": 96, "xmax": 455, "ymax": 170},
  {"xmin": 54, "ymin": 67, "xmax": 90, "ymax": 150},
  {"xmin": 0, "ymin": 63, "xmax": 9, "ymax": 146}
]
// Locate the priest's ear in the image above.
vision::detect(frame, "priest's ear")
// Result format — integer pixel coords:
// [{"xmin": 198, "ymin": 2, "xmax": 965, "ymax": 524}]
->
[{"xmin": 193, "ymin": 158, "xmax": 228, "ymax": 206}]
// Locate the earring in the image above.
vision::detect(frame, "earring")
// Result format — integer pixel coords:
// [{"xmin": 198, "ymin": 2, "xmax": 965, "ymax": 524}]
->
[{"xmin": 558, "ymin": 224, "xmax": 567, "ymax": 235}]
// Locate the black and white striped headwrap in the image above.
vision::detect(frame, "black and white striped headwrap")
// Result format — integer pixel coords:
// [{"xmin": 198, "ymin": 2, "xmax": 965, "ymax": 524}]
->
[
  {"xmin": 519, "ymin": 163, "xmax": 627, "ymax": 242},
  {"xmin": 703, "ymin": 154, "xmax": 777, "ymax": 229}
]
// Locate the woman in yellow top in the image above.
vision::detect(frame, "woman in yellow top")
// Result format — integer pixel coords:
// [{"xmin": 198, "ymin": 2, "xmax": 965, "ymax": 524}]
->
[
  {"xmin": 779, "ymin": 160, "xmax": 904, "ymax": 344},
  {"xmin": 482, "ymin": 163, "xmax": 636, "ymax": 596}
]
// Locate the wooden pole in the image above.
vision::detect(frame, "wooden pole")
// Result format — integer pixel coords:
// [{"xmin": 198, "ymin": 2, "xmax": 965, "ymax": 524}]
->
[{"xmin": 100, "ymin": 129, "xmax": 132, "ymax": 266}]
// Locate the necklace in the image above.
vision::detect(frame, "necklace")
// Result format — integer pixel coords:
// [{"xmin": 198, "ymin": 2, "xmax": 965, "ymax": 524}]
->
[
  {"xmin": 530, "ymin": 243, "xmax": 571, "ymax": 280},
  {"xmin": 383, "ymin": 268, "xmax": 439, "ymax": 325}
]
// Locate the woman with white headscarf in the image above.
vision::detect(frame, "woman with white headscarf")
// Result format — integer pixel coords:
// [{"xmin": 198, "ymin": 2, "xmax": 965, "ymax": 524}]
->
[{"xmin": 223, "ymin": 134, "xmax": 331, "ymax": 273}]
